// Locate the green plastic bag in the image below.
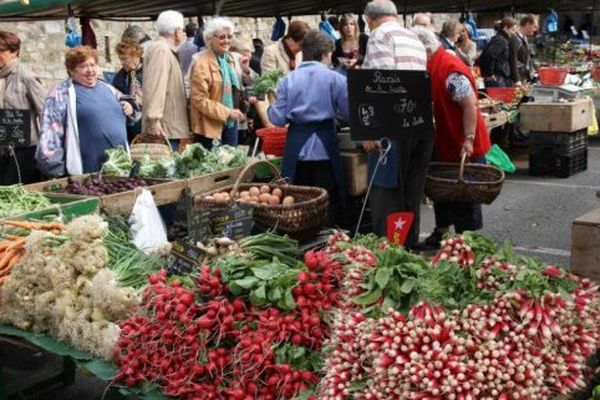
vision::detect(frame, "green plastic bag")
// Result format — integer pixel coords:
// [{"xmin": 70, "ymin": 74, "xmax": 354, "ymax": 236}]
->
[{"xmin": 485, "ymin": 144, "xmax": 516, "ymax": 173}]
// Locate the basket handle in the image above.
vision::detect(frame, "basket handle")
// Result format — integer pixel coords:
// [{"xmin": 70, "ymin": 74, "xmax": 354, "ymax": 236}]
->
[
  {"xmin": 478, "ymin": 91, "xmax": 494, "ymax": 103},
  {"xmin": 230, "ymin": 160, "xmax": 282, "ymax": 195},
  {"xmin": 458, "ymin": 153, "xmax": 467, "ymax": 182},
  {"xmin": 131, "ymin": 133, "xmax": 173, "ymax": 153}
]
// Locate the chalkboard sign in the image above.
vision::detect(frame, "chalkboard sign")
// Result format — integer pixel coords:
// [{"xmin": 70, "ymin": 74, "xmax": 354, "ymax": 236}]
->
[
  {"xmin": 347, "ymin": 70, "xmax": 434, "ymax": 141},
  {"xmin": 167, "ymin": 240, "xmax": 204, "ymax": 276},
  {"xmin": 0, "ymin": 109, "xmax": 31, "ymax": 147},
  {"xmin": 189, "ymin": 202, "xmax": 254, "ymax": 243}
]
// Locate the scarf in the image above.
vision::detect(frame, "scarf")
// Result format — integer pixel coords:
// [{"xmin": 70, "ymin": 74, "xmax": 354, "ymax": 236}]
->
[
  {"xmin": 215, "ymin": 50, "xmax": 240, "ymax": 128},
  {"xmin": 129, "ymin": 65, "xmax": 143, "ymax": 106},
  {"xmin": 0, "ymin": 59, "xmax": 19, "ymax": 108},
  {"xmin": 283, "ymin": 40, "xmax": 297, "ymax": 71}
]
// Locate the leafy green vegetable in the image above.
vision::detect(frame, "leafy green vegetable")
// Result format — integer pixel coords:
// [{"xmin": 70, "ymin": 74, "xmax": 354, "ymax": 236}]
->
[
  {"xmin": 101, "ymin": 146, "xmax": 133, "ymax": 177},
  {"xmin": 253, "ymin": 69, "xmax": 284, "ymax": 97},
  {"xmin": 273, "ymin": 343, "xmax": 322, "ymax": 371},
  {"xmin": 138, "ymin": 155, "xmax": 177, "ymax": 179},
  {"xmin": 174, "ymin": 143, "xmax": 248, "ymax": 179}
]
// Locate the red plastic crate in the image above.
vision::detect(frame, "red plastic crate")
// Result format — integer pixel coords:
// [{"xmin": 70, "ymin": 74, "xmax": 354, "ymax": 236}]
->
[
  {"xmin": 486, "ymin": 87, "xmax": 517, "ymax": 104},
  {"xmin": 538, "ymin": 67, "xmax": 569, "ymax": 86},
  {"xmin": 256, "ymin": 127, "xmax": 287, "ymax": 156}
]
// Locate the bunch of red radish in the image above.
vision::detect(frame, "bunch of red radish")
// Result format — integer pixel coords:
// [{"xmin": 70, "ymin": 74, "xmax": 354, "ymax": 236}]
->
[
  {"xmin": 114, "ymin": 247, "xmax": 345, "ymax": 399},
  {"xmin": 316, "ymin": 234, "xmax": 600, "ymax": 400}
]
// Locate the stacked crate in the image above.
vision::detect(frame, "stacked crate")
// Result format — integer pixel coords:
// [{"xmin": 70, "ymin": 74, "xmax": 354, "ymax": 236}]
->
[
  {"xmin": 528, "ymin": 129, "xmax": 588, "ymax": 178},
  {"xmin": 520, "ymin": 98, "xmax": 592, "ymax": 178}
]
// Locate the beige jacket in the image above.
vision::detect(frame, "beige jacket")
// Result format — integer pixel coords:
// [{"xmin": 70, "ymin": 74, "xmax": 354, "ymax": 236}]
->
[
  {"xmin": 141, "ymin": 37, "xmax": 190, "ymax": 139},
  {"xmin": 189, "ymin": 50, "xmax": 235, "ymax": 140},
  {"xmin": 260, "ymin": 41, "xmax": 302, "ymax": 74}
]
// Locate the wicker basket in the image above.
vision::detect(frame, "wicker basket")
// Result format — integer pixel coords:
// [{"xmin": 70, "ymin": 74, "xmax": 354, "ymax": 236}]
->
[
  {"xmin": 425, "ymin": 154, "xmax": 505, "ymax": 205},
  {"xmin": 195, "ymin": 161, "xmax": 329, "ymax": 240},
  {"xmin": 130, "ymin": 134, "xmax": 172, "ymax": 162}
]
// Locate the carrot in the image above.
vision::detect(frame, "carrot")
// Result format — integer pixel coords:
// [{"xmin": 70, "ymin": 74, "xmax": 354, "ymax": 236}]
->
[
  {"xmin": 0, "ymin": 248, "xmax": 18, "ymax": 270},
  {"xmin": 5, "ymin": 237, "xmax": 26, "ymax": 251},
  {"xmin": 2, "ymin": 220, "xmax": 36, "ymax": 230}
]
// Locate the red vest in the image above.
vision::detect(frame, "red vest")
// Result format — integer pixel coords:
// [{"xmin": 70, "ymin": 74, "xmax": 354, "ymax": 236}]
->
[{"xmin": 427, "ymin": 48, "xmax": 491, "ymax": 162}]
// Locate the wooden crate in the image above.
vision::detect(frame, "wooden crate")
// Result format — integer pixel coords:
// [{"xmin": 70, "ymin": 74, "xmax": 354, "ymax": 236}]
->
[
  {"xmin": 483, "ymin": 111, "xmax": 508, "ymax": 130},
  {"xmin": 342, "ymin": 151, "xmax": 368, "ymax": 197},
  {"xmin": 520, "ymin": 98, "xmax": 593, "ymax": 132},
  {"xmin": 186, "ymin": 167, "xmax": 244, "ymax": 197},
  {"xmin": 571, "ymin": 207, "xmax": 600, "ymax": 281},
  {"xmin": 23, "ymin": 175, "xmax": 186, "ymax": 214}
]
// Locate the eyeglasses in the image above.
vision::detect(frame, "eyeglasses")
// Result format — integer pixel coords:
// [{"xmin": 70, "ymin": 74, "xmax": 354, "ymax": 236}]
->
[{"xmin": 214, "ymin": 34, "xmax": 233, "ymax": 40}]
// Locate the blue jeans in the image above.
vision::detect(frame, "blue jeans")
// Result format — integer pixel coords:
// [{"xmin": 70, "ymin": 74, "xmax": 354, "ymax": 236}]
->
[{"xmin": 196, "ymin": 123, "xmax": 239, "ymax": 149}]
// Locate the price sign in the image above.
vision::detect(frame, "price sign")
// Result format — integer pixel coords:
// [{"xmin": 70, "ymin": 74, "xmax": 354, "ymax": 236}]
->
[
  {"xmin": 189, "ymin": 202, "xmax": 254, "ymax": 243},
  {"xmin": 166, "ymin": 240, "xmax": 204, "ymax": 276},
  {"xmin": 0, "ymin": 109, "xmax": 31, "ymax": 147},
  {"xmin": 348, "ymin": 70, "xmax": 434, "ymax": 141}
]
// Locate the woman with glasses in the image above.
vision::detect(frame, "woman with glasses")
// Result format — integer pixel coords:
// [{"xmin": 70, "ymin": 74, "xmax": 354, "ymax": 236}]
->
[
  {"xmin": 0, "ymin": 30, "xmax": 46, "ymax": 184},
  {"xmin": 190, "ymin": 17, "xmax": 245, "ymax": 148},
  {"xmin": 36, "ymin": 46, "xmax": 140, "ymax": 176}
]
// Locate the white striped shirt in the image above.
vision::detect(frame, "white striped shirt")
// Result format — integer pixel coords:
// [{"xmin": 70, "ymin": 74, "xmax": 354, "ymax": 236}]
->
[{"xmin": 362, "ymin": 21, "xmax": 427, "ymax": 71}]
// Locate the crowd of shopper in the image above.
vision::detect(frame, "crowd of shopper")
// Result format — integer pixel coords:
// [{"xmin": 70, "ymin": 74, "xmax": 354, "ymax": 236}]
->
[{"xmin": 0, "ymin": 3, "xmax": 543, "ymax": 249}]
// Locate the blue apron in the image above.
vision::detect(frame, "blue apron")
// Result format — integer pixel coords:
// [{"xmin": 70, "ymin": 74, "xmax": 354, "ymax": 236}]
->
[{"xmin": 281, "ymin": 119, "xmax": 346, "ymax": 206}]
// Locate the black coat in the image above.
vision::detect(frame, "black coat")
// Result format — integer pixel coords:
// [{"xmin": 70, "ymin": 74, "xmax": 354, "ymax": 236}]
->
[{"xmin": 478, "ymin": 31, "xmax": 512, "ymax": 82}]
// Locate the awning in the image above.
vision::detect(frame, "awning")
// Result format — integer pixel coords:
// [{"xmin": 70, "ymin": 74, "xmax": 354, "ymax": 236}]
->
[{"xmin": 0, "ymin": 0, "xmax": 597, "ymax": 20}]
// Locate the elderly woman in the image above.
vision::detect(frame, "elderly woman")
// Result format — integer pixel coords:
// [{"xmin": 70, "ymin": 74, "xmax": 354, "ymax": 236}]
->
[
  {"xmin": 36, "ymin": 46, "xmax": 140, "ymax": 176},
  {"xmin": 190, "ymin": 17, "xmax": 245, "ymax": 148},
  {"xmin": 268, "ymin": 30, "xmax": 349, "ymax": 225},
  {"xmin": 0, "ymin": 31, "xmax": 46, "ymax": 184},
  {"xmin": 112, "ymin": 38, "xmax": 143, "ymax": 141},
  {"xmin": 412, "ymin": 27, "xmax": 491, "ymax": 249},
  {"xmin": 332, "ymin": 14, "xmax": 369, "ymax": 72},
  {"xmin": 456, "ymin": 24, "xmax": 478, "ymax": 67}
]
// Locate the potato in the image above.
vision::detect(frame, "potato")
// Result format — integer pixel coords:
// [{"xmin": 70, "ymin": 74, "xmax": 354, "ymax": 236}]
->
[
  {"xmin": 268, "ymin": 195, "xmax": 280, "ymax": 205},
  {"xmin": 272, "ymin": 188, "xmax": 283, "ymax": 198},
  {"xmin": 259, "ymin": 193, "xmax": 271, "ymax": 203},
  {"xmin": 249, "ymin": 186, "xmax": 260, "ymax": 196},
  {"xmin": 282, "ymin": 196, "xmax": 295, "ymax": 206},
  {"xmin": 260, "ymin": 185, "xmax": 271, "ymax": 194}
]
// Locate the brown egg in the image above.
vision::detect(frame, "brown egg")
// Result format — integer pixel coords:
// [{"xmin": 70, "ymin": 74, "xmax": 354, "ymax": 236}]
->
[
  {"xmin": 249, "ymin": 187, "xmax": 260, "ymax": 196},
  {"xmin": 268, "ymin": 195, "xmax": 280, "ymax": 205},
  {"xmin": 240, "ymin": 191, "xmax": 250, "ymax": 198},
  {"xmin": 205, "ymin": 195, "xmax": 215, "ymax": 201},
  {"xmin": 259, "ymin": 193, "xmax": 271, "ymax": 203},
  {"xmin": 260, "ymin": 185, "xmax": 271, "ymax": 194},
  {"xmin": 272, "ymin": 188, "xmax": 283, "ymax": 198},
  {"xmin": 282, "ymin": 196, "xmax": 295, "ymax": 206}
]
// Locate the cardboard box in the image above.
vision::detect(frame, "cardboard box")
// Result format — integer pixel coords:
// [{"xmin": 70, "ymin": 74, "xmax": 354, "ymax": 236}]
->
[
  {"xmin": 571, "ymin": 207, "xmax": 600, "ymax": 281},
  {"xmin": 520, "ymin": 98, "xmax": 593, "ymax": 132},
  {"xmin": 342, "ymin": 151, "xmax": 368, "ymax": 197}
]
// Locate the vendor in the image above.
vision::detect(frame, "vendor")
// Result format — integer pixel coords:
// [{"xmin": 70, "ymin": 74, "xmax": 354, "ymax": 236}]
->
[
  {"xmin": 412, "ymin": 28, "xmax": 491, "ymax": 249},
  {"xmin": 268, "ymin": 30, "xmax": 348, "ymax": 224},
  {"xmin": 36, "ymin": 46, "xmax": 140, "ymax": 176}
]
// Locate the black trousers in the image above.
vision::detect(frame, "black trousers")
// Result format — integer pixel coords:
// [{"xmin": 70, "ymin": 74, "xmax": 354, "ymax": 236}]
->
[
  {"xmin": 0, "ymin": 146, "xmax": 43, "ymax": 185},
  {"xmin": 370, "ymin": 136, "xmax": 434, "ymax": 248},
  {"xmin": 434, "ymin": 202, "xmax": 483, "ymax": 233},
  {"xmin": 294, "ymin": 160, "xmax": 342, "ymax": 227}
]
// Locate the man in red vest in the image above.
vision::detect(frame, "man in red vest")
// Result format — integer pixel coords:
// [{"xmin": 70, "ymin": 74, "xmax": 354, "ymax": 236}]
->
[{"xmin": 412, "ymin": 27, "xmax": 492, "ymax": 249}]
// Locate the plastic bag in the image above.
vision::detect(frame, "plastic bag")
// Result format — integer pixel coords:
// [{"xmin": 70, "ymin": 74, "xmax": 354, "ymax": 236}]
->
[
  {"xmin": 129, "ymin": 189, "xmax": 169, "ymax": 254},
  {"xmin": 485, "ymin": 144, "xmax": 516, "ymax": 173}
]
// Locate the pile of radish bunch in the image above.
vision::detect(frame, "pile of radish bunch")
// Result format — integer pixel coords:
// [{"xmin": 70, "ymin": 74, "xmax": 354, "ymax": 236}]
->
[
  {"xmin": 318, "ymin": 233, "xmax": 600, "ymax": 400},
  {"xmin": 113, "ymin": 247, "xmax": 344, "ymax": 399}
]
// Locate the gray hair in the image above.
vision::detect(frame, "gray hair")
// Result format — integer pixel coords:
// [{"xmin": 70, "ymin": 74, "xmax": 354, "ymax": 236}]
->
[
  {"xmin": 441, "ymin": 19, "xmax": 462, "ymax": 39},
  {"xmin": 412, "ymin": 13, "xmax": 431, "ymax": 28},
  {"xmin": 155, "ymin": 10, "xmax": 184, "ymax": 36},
  {"xmin": 203, "ymin": 17, "xmax": 235, "ymax": 43},
  {"xmin": 121, "ymin": 25, "xmax": 149, "ymax": 42},
  {"xmin": 301, "ymin": 30, "xmax": 335, "ymax": 62},
  {"xmin": 411, "ymin": 27, "xmax": 441, "ymax": 53},
  {"xmin": 364, "ymin": 0, "xmax": 398, "ymax": 19}
]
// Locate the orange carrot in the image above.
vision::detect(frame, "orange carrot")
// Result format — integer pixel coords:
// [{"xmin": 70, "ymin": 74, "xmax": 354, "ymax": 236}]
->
[{"xmin": 0, "ymin": 248, "xmax": 18, "ymax": 270}]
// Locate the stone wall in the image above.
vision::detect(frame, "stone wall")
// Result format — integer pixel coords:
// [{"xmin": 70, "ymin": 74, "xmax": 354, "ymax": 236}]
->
[{"xmin": 1, "ymin": 16, "xmax": 319, "ymax": 91}]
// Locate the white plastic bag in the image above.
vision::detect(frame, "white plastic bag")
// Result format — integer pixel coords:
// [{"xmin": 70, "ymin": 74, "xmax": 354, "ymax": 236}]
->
[{"xmin": 129, "ymin": 189, "xmax": 169, "ymax": 254}]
